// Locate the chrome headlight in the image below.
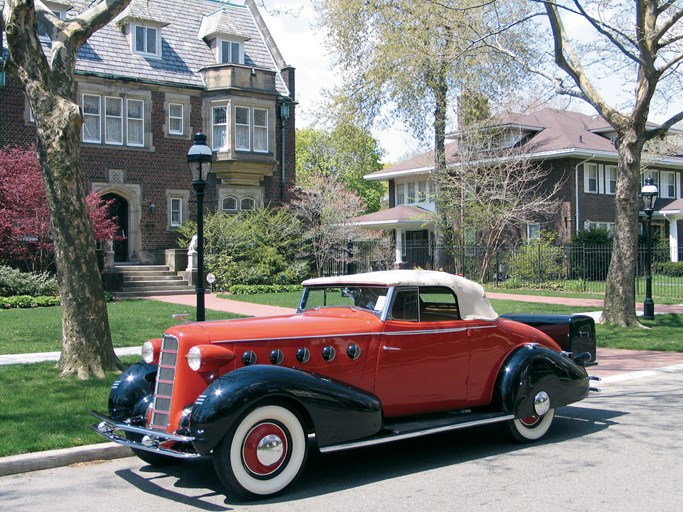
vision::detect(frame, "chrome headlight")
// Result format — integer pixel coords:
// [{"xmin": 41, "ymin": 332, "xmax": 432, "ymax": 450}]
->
[
  {"xmin": 187, "ymin": 346, "xmax": 202, "ymax": 371},
  {"xmin": 186, "ymin": 345, "xmax": 236, "ymax": 372},
  {"xmin": 141, "ymin": 341, "xmax": 155, "ymax": 364}
]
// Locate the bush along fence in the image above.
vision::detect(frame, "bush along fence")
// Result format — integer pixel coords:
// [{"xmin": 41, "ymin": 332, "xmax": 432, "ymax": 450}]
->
[{"xmin": 323, "ymin": 241, "xmax": 683, "ymax": 299}]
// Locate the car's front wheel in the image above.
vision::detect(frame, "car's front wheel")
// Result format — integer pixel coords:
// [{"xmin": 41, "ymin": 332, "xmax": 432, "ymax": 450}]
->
[
  {"xmin": 213, "ymin": 404, "xmax": 308, "ymax": 499},
  {"xmin": 505, "ymin": 408, "xmax": 555, "ymax": 443}
]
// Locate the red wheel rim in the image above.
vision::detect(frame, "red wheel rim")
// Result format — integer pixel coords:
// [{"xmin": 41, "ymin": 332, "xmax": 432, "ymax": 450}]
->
[
  {"xmin": 242, "ymin": 422, "xmax": 288, "ymax": 477},
  {"xmin": 520, "ymin": 415, "xmax": 541, "ymax": 427}
]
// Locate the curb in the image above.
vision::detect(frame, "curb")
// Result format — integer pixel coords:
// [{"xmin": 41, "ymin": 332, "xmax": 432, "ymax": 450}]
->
[{"xmin": 0, "ymin": 442, "xmax": 133, "ymax": 477}]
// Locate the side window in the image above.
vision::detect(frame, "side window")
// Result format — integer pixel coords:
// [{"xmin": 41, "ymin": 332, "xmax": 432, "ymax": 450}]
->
[
  {"xmin": 170, "ymin": 197, "xmax": 182, "ymax": 227},
  {"xmin": 390, "ymin": 288, "xmax": 419, "ymax": 322},
  {"xmin": 418, "ymin": 286, "xmax": 460, "ymax": 321}
]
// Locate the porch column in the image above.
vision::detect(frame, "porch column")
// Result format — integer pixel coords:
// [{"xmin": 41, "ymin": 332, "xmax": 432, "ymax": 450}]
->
[
  {"xmin": 670, "ymin": 217, "xmax": 679, "ymax": 262},
  {"xmin": 394, "ymin": 228, "xmax": 404, "ymax": 266}
]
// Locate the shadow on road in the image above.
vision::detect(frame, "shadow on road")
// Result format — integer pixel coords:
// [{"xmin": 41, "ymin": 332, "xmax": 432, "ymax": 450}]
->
[{"xmin": 114, "ymin": 404, "xmax": 625, "ymax": 507}]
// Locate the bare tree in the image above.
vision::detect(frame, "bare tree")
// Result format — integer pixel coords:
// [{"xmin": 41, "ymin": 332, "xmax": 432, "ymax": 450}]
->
[
  {"xmin": 314, "ymin": 0, "xmax": 529, "ymax": 180},
  {"xmin": 292, "ymin": 173, "xmax": 368, "ymax": 276},
  {"xmin": 435, "ymin": 126, "xmax": 563, "ymax": 282},
  {"xmin": 492, "ymin": 0, "xmax": 683, "ymax": 327},
  {"xmin": 1, "ymin": 0, "xmax": 131, "ymax": 377}
]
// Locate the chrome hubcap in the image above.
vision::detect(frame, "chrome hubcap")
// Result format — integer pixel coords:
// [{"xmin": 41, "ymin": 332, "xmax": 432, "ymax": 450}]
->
[
  {"xmin": 534, "ymin": 391, "xmax": 550, "ymax": 416},
  {"xmin": 257, "ymin": 434, "xmax": 284, "ymax": 466}
]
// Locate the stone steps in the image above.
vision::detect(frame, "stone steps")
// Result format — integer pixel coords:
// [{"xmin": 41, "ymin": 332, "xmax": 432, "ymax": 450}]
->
[{"xmin": 112, "ymin": 264, "xmax": 194, "ymax": 298}]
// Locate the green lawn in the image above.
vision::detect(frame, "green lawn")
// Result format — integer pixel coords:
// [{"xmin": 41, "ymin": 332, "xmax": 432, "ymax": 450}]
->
[
  {"xmin": 0, "ymin": 300, "xmax": 240, "ymax": 355},
  {"xmin": 0, "ymin": 356, "xmax": 139, "ymax": 457}
]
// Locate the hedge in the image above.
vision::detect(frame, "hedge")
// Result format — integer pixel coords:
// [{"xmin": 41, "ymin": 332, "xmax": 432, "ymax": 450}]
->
[
  {"xmin": 0, "ymin": 295, "xmax": 60, "ymax": 309},
  {"xmin": 228, "ymin": 284, "xmax": 302, "ymax": 295}
]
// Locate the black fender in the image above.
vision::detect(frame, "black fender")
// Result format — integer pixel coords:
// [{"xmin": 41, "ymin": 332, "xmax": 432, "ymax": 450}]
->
[
  {"xmin": 108, "ymin": 361, "xmax": 156, "ymax": 423},
  {"xmin": 495, "ymin": 344, "xmax": 589, "ymax": 419},
  {"xmin": 189, "ymin": 365, "xmax": 382, "ymax": 455}
]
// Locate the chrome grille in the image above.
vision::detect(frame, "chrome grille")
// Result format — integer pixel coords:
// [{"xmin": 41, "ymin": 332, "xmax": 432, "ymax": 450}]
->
[{"xmin": 150, "ymin": 334, "xmax": 179, "ymax": 431}]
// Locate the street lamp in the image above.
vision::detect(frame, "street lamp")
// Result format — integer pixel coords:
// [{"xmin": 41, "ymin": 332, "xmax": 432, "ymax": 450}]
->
[
  {"xmin": 187, "ymin": 131, "xmax": 213, "ymax": 322},
  {"xmin": 641, "ymin": 176, "xmax": 658, "ymax": 321}
]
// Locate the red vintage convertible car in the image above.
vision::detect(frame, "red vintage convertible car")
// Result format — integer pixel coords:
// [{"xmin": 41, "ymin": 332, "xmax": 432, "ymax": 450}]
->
[{"xmin": 92, "ymin": 270, "xmax": 598, "ymax": 499}]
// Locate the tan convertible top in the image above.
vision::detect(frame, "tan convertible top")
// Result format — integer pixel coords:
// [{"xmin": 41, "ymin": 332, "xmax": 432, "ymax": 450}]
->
[{"xmin": 302, "ymin": 270, "xmax": 498, "ymax": 321}]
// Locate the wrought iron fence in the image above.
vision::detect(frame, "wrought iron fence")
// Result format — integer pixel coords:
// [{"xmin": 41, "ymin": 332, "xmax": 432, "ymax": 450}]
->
[{"xmin": 323, "ymin": 241, "xmax": 683, "ymax": 299}]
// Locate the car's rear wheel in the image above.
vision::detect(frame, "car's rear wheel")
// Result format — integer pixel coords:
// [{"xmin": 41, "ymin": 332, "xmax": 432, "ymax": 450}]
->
[
  {"xmin": 505, "ymin": 408, "xmax": 555, "ymax": 443},
  {"xmin": 213, "ymin": 404, "xmax": 308, "ymax": 499}
]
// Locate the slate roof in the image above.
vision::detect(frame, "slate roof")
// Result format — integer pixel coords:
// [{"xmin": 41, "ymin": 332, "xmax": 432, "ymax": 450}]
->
[
  {"xmin": 366, "ymin": 108, "xmax": 683, "ymax": 180},
  {"xmin": 5, "ymin": 0, "xmax": 290, "ymax": 95}
]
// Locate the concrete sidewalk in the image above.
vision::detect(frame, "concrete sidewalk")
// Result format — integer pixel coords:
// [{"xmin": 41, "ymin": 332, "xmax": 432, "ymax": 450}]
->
[{"xmin": 2, "ymin": 291, "xmax": 683, "ymax": 477}]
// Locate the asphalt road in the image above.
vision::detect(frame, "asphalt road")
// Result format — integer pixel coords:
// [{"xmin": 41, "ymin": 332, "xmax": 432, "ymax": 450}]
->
[{"xmin": 2, "ymin": 369, "xmax": 681, "ymax": 512}]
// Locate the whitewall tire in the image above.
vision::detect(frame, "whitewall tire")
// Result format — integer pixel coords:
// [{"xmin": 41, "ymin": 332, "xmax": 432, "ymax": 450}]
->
[
  {"xmin": 506, "ymin": 408, "xmax": 555, "ymax": 443},
  {"xmin": 213, "ymin": 404, "xmax": 308, "ymax": 499}
]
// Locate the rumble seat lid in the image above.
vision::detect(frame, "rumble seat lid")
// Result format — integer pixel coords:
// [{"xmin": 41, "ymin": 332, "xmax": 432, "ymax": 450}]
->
[{"xmin": 302, "ymin": 270, "xmax": 498, "ymax": 321}]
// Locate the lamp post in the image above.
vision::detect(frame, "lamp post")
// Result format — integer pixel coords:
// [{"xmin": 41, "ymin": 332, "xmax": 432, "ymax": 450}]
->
[
  {"xmin": 641, "ymin": 176, "xmax": 658, "ymax": 321},
  {"xmin": 278, "ymin": 99, "xmax": 290, "ymax": 201},
  {"xmin": 187, "ymin": 132, "xmax": 213, "ymax": 322}
]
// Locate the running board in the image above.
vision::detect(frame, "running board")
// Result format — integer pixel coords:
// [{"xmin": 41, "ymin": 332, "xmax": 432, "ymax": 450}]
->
[{"xmin": 319, "ymin": 411, "xmax": 513, "ymax": 454}]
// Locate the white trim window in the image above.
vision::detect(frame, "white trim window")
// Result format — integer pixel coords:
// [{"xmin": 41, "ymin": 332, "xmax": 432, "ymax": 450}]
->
[
  {"xmin": 82, "ymin": 94, "xmax": 102, "ymax": 143},
  {"xmin": 584, "ymin": 163, "xmax": 599, "ymax": 193},
  {"xmin": 168, "ymin": 103, "xmax": 183, "ymax": 135},
  {"xmin": 240, "ymin": 197, "xmax": 256, "ymax": 211},
  {"xmin": 222, "ymin": 196, "xmax": 238, "ymax": 213},
  {"xmin": 605, "ymin": 165, "xmax": 617, "ymax": 195},
  {"xmin": 126, "ymin": 99, "xmax": 145, "ymax": 147},
  {"xmin": 212, "ymin": 106, "xmax": 228, "ymax": 150},
  {"xmin": 253, "ymin": 109, "xmax": 268, "ymax": 153},
  {"xmin": 235, "ymin": 106, "xmax": 251, "ymax": 151},
  {"xmin": 105, "ymin": 97, "xmax": 123, "ymax": 145},
  {"xmin": 527, "ymin": 223, "xmax": 541, "ymax": 240},
  {"xmin": 661, "ymin": 171, "xmax": 678, "ymax": 199},
  {"xmin": 396, "ymin": 183, "xmax": 406, "ymax": 205},
  {"xmin": 417, "ymin": 181, "xmax": 428, "ymax": 202},
  {"xmin": 170, "ymin": 197, "xmax": 183, "ymax": 227},
  {"xmin": 585, "ymin": 221, "xmax": 615, "ymax": 233},
  {"xmin": 219, "ymin": 40, "xmax": 243, "ymax": 64},
  {"xmin": 407, "ymin": 182, "xmax": 416, "ymax": 204},
  {"xmin": 134, "ymin": 24, "xmax": 160, "ymax": 58}
]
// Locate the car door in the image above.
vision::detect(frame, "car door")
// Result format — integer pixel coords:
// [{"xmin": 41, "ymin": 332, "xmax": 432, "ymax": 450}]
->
[{"xmin": 374, "ymin": 286, "xmax": 470, "ymax": 418}]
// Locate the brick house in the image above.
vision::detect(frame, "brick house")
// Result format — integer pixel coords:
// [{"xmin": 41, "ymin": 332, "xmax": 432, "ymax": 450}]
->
[
  {"xmin": 0, "ymin": 0, "xmax": 295, "ymax": 264},
  {"xmin": 355, "ymin": 108, "xmax": 683, "ymax": 268}
]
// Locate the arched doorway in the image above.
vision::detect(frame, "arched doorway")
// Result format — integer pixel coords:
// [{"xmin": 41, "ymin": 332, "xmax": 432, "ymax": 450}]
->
[{"xmin": 102, "ymin": 193, "xmax": 129, "ymax": 262}]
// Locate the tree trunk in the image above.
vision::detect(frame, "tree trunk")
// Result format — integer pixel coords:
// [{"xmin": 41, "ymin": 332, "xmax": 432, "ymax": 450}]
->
[
  {"xmin": 32, "ymin": 95, "xmax": 122, "ymax": 378},
  {"xmin": 601, "ymin": 133, "xmax": 643, "ymax": 327},
  {"xmin": 2, "ymin": 0, "xmax": 133, "ymax": 378}
]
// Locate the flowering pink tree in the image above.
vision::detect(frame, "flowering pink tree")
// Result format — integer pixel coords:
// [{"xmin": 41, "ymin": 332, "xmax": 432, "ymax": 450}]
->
[{"xmin": 0, "ymin": 145, "xmax": 122, "ymax": 272}]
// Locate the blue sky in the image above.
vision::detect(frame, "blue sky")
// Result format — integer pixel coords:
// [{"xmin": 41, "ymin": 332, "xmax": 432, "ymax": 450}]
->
[{"xmin": 261, "ymin": 0, "xmax": 421, "ymax": 164}]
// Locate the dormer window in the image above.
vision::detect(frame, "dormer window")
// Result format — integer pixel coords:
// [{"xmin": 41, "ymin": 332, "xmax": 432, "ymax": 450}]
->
[
  {"xmin": 115, "ymin": 8, "xmax": 168, "ymax": 60},
  {"xmin": 219, "ymin": 40, "xmax": 243, "ymax": 64},
  {"xmin": 38, "ymin": 3, "xmax": 67, "ymax": 42},
  {"xmin": 198, "ymin": 10, "xmax": 251, "ymax": 66},
  {"xmin": 134, "ymin": 24, "xmax": 161, "ymax": 58}
]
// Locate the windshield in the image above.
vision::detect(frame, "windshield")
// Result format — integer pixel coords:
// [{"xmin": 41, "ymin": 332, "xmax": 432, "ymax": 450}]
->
[{"xmin": 300, "ymin": 286, "xmax": 390, "ymax": 315}]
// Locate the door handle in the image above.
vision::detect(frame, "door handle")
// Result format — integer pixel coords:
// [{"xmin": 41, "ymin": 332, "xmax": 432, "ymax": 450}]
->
[{"xmin": 382, "ymin": 346, "xmax": 401, "ymax": 351}]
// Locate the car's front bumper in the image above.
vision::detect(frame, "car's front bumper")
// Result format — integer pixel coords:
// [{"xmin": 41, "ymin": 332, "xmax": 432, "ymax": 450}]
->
[{"xmin": 90, "ymin": 410, "xmax": 200, "ymax": 460}]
